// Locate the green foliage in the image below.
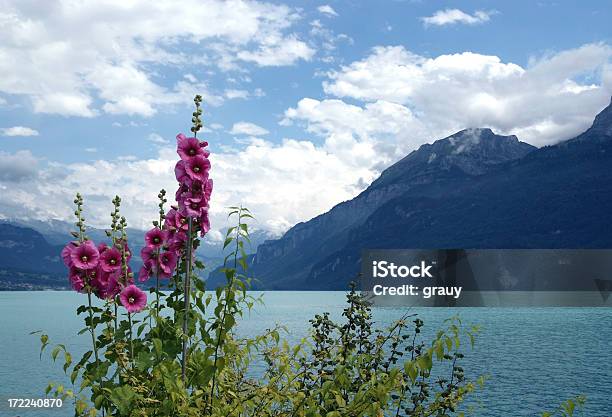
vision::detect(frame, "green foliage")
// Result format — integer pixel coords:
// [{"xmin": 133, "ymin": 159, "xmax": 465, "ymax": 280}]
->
[{"xmin": 40, "ymin": 205, "xmax": 490, "ymax": 416}]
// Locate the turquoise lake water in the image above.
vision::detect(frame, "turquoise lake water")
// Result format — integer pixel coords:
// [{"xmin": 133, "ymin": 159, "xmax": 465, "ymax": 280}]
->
[{"xmin": 1, "ymin": 291, "xmax": 611, "ymax": 416}]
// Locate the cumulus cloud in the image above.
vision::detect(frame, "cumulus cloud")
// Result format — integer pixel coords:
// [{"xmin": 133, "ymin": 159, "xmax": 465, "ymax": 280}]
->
[
  {"xmin": 281, "ymin": 98, "xmax": 436, "ymax": 173},
  {"xmin": 1, "ymin": 126, "xmax": 39, "ymax": 136},
  {"xmin": 230, "ymin": 122, "xmax": 270, "ymax": 136},
  {"xmin": 148, "ymin": 133, "xmax": 169, "ymax": 144},
  {"xmin": 421, "ymin": 9, "xmax": 495, "ymax": 27},
  {"xmin": 0, "ymin": 150, "xmax": 39, "ymax": 182},
  {"xmin": 0, "ymin": 0, "xmax": 313, "ymax": 117},
  {"xmin": 236, "ymin": 35, "xmax": 315, "ymax": 66},
  {"xmin": 224, "ymin": 89, "xmax": 250, "ymax": 100},
  {"xmin": 323, "ymin": 44, "xmax": 612, "ymax": 145},
  {"xmin": 317, "ymin": 5, "xmax": 338, "ymax": 17}
]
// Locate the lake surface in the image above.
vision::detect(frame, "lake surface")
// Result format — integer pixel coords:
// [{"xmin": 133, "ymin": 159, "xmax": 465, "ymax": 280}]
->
[{"xmin": 1, "ymin": 291, "xmax": 611, "ymax": 416}]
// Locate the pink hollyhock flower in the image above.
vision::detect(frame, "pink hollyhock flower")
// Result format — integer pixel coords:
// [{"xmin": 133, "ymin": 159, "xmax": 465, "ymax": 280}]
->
[
  {"xmin": 68, "ymin": 267, "xmax": 85, "ymax": 292},
  {"xmin": 203, "ymin": 178, "xmax": 213, "ymax": 202},
  {"xmin": 164, "ymin": 208, "xmax": 188, "ymax": 233},
  {"xmin": 61, "ymin": 242, "xmax": 77, "ymax": 267},
  {"xmin": 97, "ymin": 242, "xmax": 108, "ymax": 254},
  {"xmin": 100, "ymin": 247, "xmax": 122, "ymax": 273},
  {"xmin": 159, "ymin": 251, "xmax": 177, "ymax": 276},
  {"xmin": 145, "ymin": 228, "xmax": 167, "ymax": 248},
  {"xmin": 70, "ymin": 240, "xmax": 100, "ymax": 270},
  {"xmin": 185, "ymin": 178, "xmax": 212, "ymax": 203},
  {"xmin": 185, "ymin": 155, "xmax": 210, "ymax": 182},
  {"xmin": 177, "ymin": 134, "xmax": 210, "ymax": 160},
  {"xmin": 175, "ymin": 182, "xmax": 190, "ymax": 202},
  {"xmin": 120, "ymin": 284, "xmax": 147, "ymax": 313},
  {"xmin": 138, "ymin": 261, "xmax": 153, "ymax": 282},
  {"xmin": 99, "ymin": 275, "xmax": 121, "ymax": 300},
  {"xmin": 90, "ymin": 267, "xmax": 120, "ymax": 299},
  {"xmin": 140, "ymin": 246, "xmax": 158, "ymax": 265},
  {"xmin": 167, "ymin": 231, "xmax": 187, "ymax": 253},
  {"xmin": 199, "ymin": 211, "xmax": 210, "ymax": 236},
  {"xmin": 175, "ymin": 160, "xmax": 190, "ymax": 183},
  {"xmin": 179, "ymin": 194, "xmax": 208, "ymax": 218}
]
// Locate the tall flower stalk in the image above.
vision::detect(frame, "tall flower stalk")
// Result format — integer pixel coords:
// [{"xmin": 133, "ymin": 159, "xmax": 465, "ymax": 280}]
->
[
  {"xmin": 181, "ymin": 94, "xmax": 206, "ymax": 383},
  {"xmin": 181, "ymin": 217, "xmax": 194, "ymax": 382},
  {"xmin": 70, "ymin": 194, "xmax": 101, "ymax": 366}
]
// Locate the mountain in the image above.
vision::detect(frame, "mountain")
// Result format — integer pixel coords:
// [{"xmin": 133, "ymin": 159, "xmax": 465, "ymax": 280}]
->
[
  {"xmin": 222, "ymin": 97, "xmax": 612, "ymax": 290},
  {"xmin": 0, "ymin": 224, "xmax": 67, "ymax": 289}
]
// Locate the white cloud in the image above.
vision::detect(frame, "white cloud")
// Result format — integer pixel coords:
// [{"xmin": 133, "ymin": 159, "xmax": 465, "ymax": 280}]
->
[
  {"xmin": 323, "ymin": 44, "xmax": 612, "ymax": 145},
  {"xmin": 230, "ymin": 122, "xmax": 270, "ymax": 136},
  {"xmin": 0, "ymin": 150, "xmax": 38, "ymax": 181},
  {"xmin": 224, "ymin": 89, "xmax": 250, "ymax": 99},
  {"xmin": 0, "ymin": 0, "xmax": 313, "ymax": 117},
  {"xmin": 282, "ymin": 98, "xmax": 433, "ymax": 171},
  {"xmin": 421, "ymin": 9, "xmax": 495, "ymax": 27},
  {"xmin": 237, "ymin": 34, "xmax": 315, "ymax": 66},
  {"xmin": 148, "ymin": 133, "xmax": 169, "ymax": 144},
  {"xmin": 1, "ymin": 126, "xmax": 39, "ymax": 137},
  {"xmin": 317, "ymin": 5, "xmax": 338, "ymax": 17}
]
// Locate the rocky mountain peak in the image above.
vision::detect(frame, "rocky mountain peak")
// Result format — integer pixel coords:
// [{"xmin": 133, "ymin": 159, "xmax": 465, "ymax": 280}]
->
[{"xmin": 370, "ymin": 128, "xmax": 535, "ymax": 190}]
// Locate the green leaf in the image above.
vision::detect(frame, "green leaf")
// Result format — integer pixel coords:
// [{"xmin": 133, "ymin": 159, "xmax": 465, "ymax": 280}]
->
[
  {"xmin": 110, "ymin": 386, "xmax": 136, "ymax": 416},
  {"xmin": 404, "ymin": 361, "xmax": 418, "ymax": 384},
  {"xmin": 63, "ymin": 351, "xmax": 72, "ymax": 373},
  {"xmin": 563, "ymin": 399, "xmax": 575, "ymax": 416},
  {"xmin": 434, "ymin": 340, "xmax": 444, "ymax": 360},
  {"xmin": 39, "ymin": 334, "xmax": 49, "ymax": 359},
  {"xmin": 51, "ymin": 345, "xmax": 61, "ymax": 361}
]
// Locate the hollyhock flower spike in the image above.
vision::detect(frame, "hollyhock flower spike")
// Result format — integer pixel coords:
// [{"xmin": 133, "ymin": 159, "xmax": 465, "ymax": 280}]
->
[
  {"xmin": 70, "ymin": 240, "xmax": 100, "ymax": 270},
  {"xmin": 145, "ymin": 227, "xmax": 167, "ymax": 249},
  {"xmin": 115, "ymin": 239, "xmax": 133, "ymax": 261},
  {"xmin": 120, "ymin": 284, "xmax": 147, "ymax": 313},
  {"xmin": 100, "ymin": 247, "xmax": 122, "ymax": 273}
]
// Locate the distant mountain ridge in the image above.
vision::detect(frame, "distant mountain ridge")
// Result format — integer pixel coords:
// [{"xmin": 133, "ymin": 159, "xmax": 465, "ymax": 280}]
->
[
  {"xmin": 213, "ymin": 97, "xmax": 612, "ymax": 290},
  {"xmin": 0, "ymin": 217, "xmax": 273, "ymax": 289}
]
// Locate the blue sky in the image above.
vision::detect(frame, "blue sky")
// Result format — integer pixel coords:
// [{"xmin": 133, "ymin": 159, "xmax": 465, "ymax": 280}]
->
[{"xmin": 0, "ymin": 0, "xmax": 611, "ymax": 239}]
